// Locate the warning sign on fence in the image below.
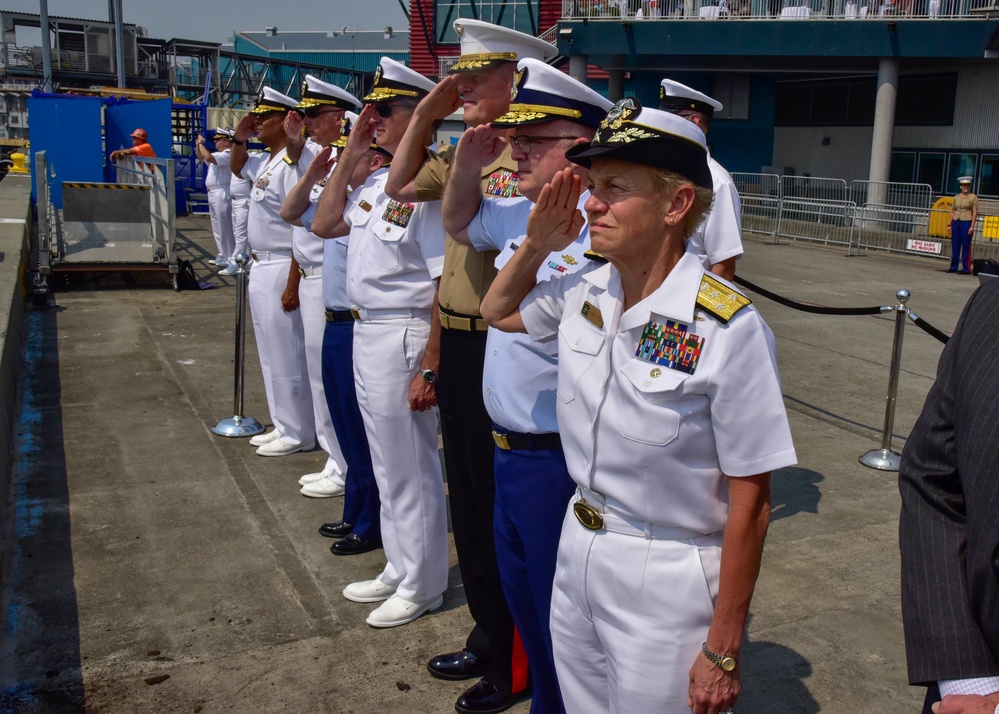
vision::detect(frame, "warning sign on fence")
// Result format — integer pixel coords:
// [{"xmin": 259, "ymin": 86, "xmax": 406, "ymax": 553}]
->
[{"xmin": 907, "ymin": 239, "xmax": 943, "ymax": 255}]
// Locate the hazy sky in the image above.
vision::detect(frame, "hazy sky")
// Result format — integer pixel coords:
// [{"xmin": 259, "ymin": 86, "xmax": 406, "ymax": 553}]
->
[{"xmin": 5, "ymin": 0, "xmax": 411, "ymax": 43}]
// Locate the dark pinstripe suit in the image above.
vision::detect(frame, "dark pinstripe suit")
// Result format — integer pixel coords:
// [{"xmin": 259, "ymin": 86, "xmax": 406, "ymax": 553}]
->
[{"xmin": 899, "ymin": 279, "xmax": 999, "ymax": 711}]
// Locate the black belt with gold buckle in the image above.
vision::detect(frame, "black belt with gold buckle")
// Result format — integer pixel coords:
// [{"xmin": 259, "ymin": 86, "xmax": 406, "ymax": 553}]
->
[{"xmin": 573, "ymin": 499, "xmax": 604, "ymax": 531}]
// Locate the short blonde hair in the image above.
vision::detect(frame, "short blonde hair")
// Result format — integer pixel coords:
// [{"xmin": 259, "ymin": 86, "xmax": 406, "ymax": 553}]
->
[{"xmin": 651, "ymin": 168, "xmax": 714, "ymax": 239}]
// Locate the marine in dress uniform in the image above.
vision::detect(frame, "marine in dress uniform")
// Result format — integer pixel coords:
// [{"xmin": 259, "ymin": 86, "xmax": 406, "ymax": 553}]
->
[
  {"xmin": 230, "ymin": 88, "xmax": 316, "ymax": 458},
  {"xmin": 197, "ymin": 128, "xmax": 236, "ymax": 268},
  {"xmin": 310, "ymin": 59, "xmax": 449, "ymax": 629},
  {"xmin": 442, "ymin": 58, "xmax": 612, "ymax": 714},
  {"xmin": 480, "ymin": 101, "xmax": 798, "ymax": 714},
  {"xmin": 385, "ymin": 20, "xmax": 556, "ymax": 714},
  {"xmin": 659, "ymin": 79, "xmax": 743, "ymax": 282},
  {"xmin": 948, "ymin": 176, "xmax": 978, "ymax": 274}
]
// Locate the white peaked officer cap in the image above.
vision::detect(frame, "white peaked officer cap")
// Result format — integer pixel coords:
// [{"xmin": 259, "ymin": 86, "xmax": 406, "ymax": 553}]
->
[
  {"xmin": 213, "ymin": 127, "xmax": 234, "ymax": 140},
  {"xmin": 566, "ymin": 98, "xmax": 712, "ymax": 189},
  {"xmin": 297, "ymin": 75, "xmax": 361, "ymax": 111},
  {"xmin": 492, "ymin": 58, "xmax": 613, "ymax": 129},
  {"xmin": 449, "ymin": 18, "xmax": 556, "ymax": 72},
  {"xmin": 251, "ymin": 86, "xmax": 299, "ymax": 114},
  {"xmin": 958, "ymin": 176, "xmax": 973, "ymax": 184},
  {"xmin": 362, "ymin": 57, "xmax": 437, "ymax": 103},
  {"xmin": 659, "ymin": 78, "xmax": 723, "ymax": 117}
]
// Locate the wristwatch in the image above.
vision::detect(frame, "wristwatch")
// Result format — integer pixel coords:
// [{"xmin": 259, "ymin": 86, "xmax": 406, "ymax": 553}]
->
[
  {"xmin": 232, "ymin": 138, "xmax": 246, "ymax": 146},
  {"xmin": 419, "ymin": 369, "xmax": 437, "ymax": 384},
  {"xmin": 702, "ymin": 642, "xmax": 737, "ymax": 672}
]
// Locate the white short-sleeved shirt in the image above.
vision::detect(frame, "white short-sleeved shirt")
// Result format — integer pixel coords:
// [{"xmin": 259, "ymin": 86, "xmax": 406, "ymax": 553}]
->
[
  {"xmin": 242, "ymin": 149, "xmax": 298, "ymax": 252},
  {"xmin": 298, "ymin": 168, "xmax": 350, "ymax": 310},
  {"xmin": 520, "ymin": 252, "xmax": 796, "ymax": 531},
  {"xmin": 344, "ymin": 168, "xmax": 445, "ymax": 311},
  {"xmin": 468, "ymin": 193, "xmax": 591, "ymax": 434},
  {"xmin": 231, "ymin": 172, "xmax": 250, "ymax": 198},
  {"xmin": 687, "ymin": 156, "xmax": 743, "ymax": 270},
  {"xmin": 205, "ymin": 149, "xmax": 232, "ymax": 191}
]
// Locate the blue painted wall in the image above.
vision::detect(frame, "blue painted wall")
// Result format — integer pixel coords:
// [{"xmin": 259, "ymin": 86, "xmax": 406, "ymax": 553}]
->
[{"xmin": 28, "ymin": 94, "xmax": 104, "ymax": 209}]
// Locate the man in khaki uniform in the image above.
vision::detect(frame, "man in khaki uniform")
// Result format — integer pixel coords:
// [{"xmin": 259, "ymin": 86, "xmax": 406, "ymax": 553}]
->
[{"xmin": 385, "ymin": 18, "xmax": 556, "ymax": 714}]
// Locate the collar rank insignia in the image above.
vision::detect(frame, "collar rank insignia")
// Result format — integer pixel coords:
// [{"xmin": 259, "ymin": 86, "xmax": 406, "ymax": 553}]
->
[
  {"xmin": 382, "ymin": 199, "xmax": 414, "ymax": 227},
  {"xmin": 696, "ymin": 274, "xmax": 751, "ymax": 324},
  {"xmin": 636, "ymin": 320, "xmax": 704, "ymax": 375},
  {"xmin": 580, "ymin": 301, "xmax": 603, "ymax": 328},
  {"xmin": 486, "ymin": 170, "xmax": 520, "ymax": 198}
]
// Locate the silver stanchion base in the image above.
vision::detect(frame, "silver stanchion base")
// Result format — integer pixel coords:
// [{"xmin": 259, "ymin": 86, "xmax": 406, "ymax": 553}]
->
[
  {"xmin": 859, "ymin": 448, "xmax": 900, "ymax": 472},
  {"xmin": 212, "ymin": 415, "xmax": 265, "ymax": 438}
]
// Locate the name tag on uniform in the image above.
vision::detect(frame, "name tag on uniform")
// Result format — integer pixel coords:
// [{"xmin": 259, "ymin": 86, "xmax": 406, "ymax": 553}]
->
[
  {"xmin": 358, "ymin": 200, "xmax": 372, "ymax": 212},
  {"xmin": 581, "ymin": 301, "xmax": 603, "ymax": 328},
  {"xmin": 485, "ymin": 170, "xmax": 520, "ymax": 198},
  {"xmin": 382, "ymin": 200, "xmax": 414, "ymax": 227},
  {"xmin": 636, "ymin": 320, "xmax": 704, "ymax": 375}
]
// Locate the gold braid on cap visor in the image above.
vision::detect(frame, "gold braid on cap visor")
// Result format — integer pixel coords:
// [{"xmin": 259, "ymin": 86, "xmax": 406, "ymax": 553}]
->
[
  {"xmin": 499, "ymin": 103, "xmax": 584, "ymax": 121},
  {"xmin": 363, "ymin": 86, "xmax": 420, "ymax": 101},
  {"xmin": 451, "ymin": 52, "xmax": 518, "ymax": 70}
]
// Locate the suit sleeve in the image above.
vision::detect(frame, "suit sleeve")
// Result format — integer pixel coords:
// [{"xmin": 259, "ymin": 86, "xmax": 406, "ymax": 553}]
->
[{"xmin": 899, "ymin": 286, "xmax": 999, "ymax": 685}]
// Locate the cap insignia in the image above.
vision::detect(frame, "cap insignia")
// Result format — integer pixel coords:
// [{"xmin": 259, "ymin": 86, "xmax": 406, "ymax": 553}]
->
[
  {"xmin": 511, "ymin": 67, "xmax": 527, "ymax": 101},
  {"xmin": 374, "ymin": 65, "xmax": 383, "ymax": 86},
  {"xmin": 455, "ymin": 23, "xmax": 464, "ymax": 38}
]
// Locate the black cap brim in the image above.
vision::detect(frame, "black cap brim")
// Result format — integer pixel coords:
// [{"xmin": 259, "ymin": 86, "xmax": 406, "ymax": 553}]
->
[{"xmin": 565, "ymin": 139, "xmax": 712, "ymax": 189}]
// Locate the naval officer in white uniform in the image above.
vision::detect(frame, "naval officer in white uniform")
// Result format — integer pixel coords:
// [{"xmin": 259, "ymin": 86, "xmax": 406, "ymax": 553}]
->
[
  {"xmin": 659, "ymin": 79, "xmax": 743, "ymax": 282},
  {"xmin": 481, "ymin": 100, "xmax": 797, "ymax": 714},
  {"xmin": 231, "ymin": 88, "xmax": 316, "ymax": 458},
  {"xmin": 196, "ymin": 127, "xmax": 235, "ymax": 268},
  {"xmin": 442, "ymin": 58, "xmax": 612, "ymax": 714},
  {"xmin": 310, "ymin": 59, "xmax": 449, "ymax": 629}
]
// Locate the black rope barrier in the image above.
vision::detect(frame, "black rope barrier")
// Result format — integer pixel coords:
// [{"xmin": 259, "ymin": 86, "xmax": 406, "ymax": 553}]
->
[
  {"xmin": 908, "ymin": 312, "xmax": 950, "ymax": 345},
  {"xmin": 733, "ymin": 275, "xmax": 886, "ymax": 316}
]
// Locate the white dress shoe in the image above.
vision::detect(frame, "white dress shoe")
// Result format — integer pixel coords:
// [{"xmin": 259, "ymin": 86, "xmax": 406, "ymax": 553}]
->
[
  {"xmin": 255, "ymin": 437, "xmax": 313, "ymax": 457},
  {"xmin": 298, "ymin": 462, "xmax": 344, "ymax": 486},
  {"xmin": 365, "ymin": 593, "xmax": 444, "ymax": 628},
  {"xmin": 249, "ymin": 429, "xmax": 282, "ymax": 447},
  {"xmin": 343, "ymin": 578, "xmax": 397, "ymax": 603},
  {"xmin": 300, "ymin": 473, "xmax": 346, "ymax": 498}
]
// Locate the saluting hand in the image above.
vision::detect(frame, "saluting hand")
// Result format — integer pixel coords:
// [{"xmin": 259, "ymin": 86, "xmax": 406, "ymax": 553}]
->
[
  {"xmin": 284, "ymin": 110, "xmax": 305, "ymax": 141},
  {"xmin": 456, "ymin": 124, "xmax": 507, "ymax": 169},
  {"xmin": 525, "ymin": 168, "xmax": 585, "ymax": 254},
  {"xmin": 344, "ymin": 104, "xmax": 379, "ymax": 160},
  {"xmin": 415, "ymin": 74, "xmax": 463, "ymax": 121},
  {"xmin": 305, "ymin": 146, "xmax": 336, "ymax": 184}
]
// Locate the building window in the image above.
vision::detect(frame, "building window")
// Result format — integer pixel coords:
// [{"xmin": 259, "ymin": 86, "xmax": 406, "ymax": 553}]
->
[
  {"xmin": 946, "ymin": 153, "xmax": 977, "ymax": 195},
  {"xmin": 890, "ymin": 152, "xmax": 916, "ymax": 184},
  {"xmin": 435, "ymin": 0, "xmax": 541, "ymax": 45},
  {"xmin": 917, "ymin": 153, "xmax": 946, "ymax": 193},
  {"xmin": 713, "ymin": 75, "xmax": 750, "ymax": 121},
  {"xmin": 775, "ymin": 73, "xmax": 956, "ymax": 127},
  {"xmin": 980, "ymin": 155, "xmax": 999, "ymax": 198}
]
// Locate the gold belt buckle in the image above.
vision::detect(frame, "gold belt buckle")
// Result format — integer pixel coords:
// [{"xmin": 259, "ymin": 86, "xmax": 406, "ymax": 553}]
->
[
  {"xmin": 573, "ymin": 499, "xmax": 604, "ymax": 531},
  {"xmin": 491, "ymin": 430, "xmax": 511, "ymax": 450},
  {"xmin": 251, "ymin": 251, "xmax": 258, "ymax": 262},
  {"xmin": 350, "ymin": 307, "xmax": 361, "ymax": 320},
  {"xmin": 298, "ymin": 267, "xmax": 307, "ymax": 277}
]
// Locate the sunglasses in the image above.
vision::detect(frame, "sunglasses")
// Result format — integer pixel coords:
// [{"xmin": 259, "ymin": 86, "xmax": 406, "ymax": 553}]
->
[
  {"xmin": 303, "ymin": 107, "xmax": 343, "ymax": 119},
  {"xmin": 374, "ymin": 103, "xmax": 411, "ymax": 119},
  {"xmin": 510, "ymin": 135, "xmax": 581, "ymax": 153}
]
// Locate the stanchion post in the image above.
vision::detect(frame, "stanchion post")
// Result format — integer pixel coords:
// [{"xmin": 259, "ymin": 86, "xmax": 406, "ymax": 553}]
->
[
  {"xmin": 212, "ymin": 252, "xmax": 264, "ymax": 438},
  {"xmin": 860, "ymin": 288, "xmax": 909, "ymax": 471}
]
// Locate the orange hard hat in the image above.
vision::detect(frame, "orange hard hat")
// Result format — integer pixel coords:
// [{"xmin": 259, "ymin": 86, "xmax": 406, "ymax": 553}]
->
[{"xmin": 131, "ymin": 128, "xmax": 148, "ymax": 140}]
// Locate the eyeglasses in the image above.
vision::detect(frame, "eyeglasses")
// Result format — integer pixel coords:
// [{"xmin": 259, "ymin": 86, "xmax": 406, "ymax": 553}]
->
[
  {"xmin": 510, "ymin": 135, "xmax": 581, "ymax": 153},
  {"xmin": 303, "ymin": 107, "xmax": 342, "ymax": 119},
  {"xmin": 374, "ymin": 103, "xmax": 411, "ymax": 119}
]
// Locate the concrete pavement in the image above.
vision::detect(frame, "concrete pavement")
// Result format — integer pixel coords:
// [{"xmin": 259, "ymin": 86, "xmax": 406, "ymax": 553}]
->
[{"xmin": 0, "ymin": 214, "xmax": 982, "ymax": 713}]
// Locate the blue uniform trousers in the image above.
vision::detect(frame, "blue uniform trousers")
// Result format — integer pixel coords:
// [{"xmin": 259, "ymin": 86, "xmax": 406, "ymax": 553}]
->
[
  {"xmin": 493, "ymin": 444, "xmax": 575, "ymax": 714},
  {"xmin": 950, "ymin": 220, "xmax": 973, "ymax": 272},
  {"xmin": 321, "ymin": 319, "xmax": 380, "ymax": 542}
]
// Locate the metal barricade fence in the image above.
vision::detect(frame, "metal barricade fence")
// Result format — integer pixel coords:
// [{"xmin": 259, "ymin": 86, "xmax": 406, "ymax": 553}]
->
[
  {"xmin": 849, "ymin": 180, "xmax": 935, "ymax": 255},
  {"xmin": 775, "ymin": 176, "xmax": 854, "ymax": 247},
  {"xmin": 731, "ymin": 172, "xmax": 780, "ymax": 241}
]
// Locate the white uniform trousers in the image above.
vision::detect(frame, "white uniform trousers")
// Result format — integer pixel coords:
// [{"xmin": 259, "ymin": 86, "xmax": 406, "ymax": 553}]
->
[
  {"xmin": 231, "ymin": 195, "xmax": 250, "ymax": 261},
  {"xmin": 352, "ymin": 316, "xmax": 448, "ymax": 603},
  {"xmin": 247, "ymin": 255, "xmax": 315, "ymax": 448},
  {"xmin": 298, "ymin": 272, "xmax": 346, "ymax": 474},
  {"xmin": 550, "ymin": 496, "xmax": 723, "ymax": 714},
  {"xmin": 207, "ymin": 187, "xmax": 235, "ymax": 261}
]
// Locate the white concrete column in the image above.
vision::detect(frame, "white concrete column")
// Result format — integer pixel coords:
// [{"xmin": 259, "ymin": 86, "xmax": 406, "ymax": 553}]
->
[{"xmin": 868, "ymin": 57, "xmax": 899, "ymax": 186}]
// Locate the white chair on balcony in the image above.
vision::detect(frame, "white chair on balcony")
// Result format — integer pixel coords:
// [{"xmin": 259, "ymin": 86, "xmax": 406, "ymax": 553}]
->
[{"xmin": 699, "ymin": 5, "xmax": 723, "ymax": 17}]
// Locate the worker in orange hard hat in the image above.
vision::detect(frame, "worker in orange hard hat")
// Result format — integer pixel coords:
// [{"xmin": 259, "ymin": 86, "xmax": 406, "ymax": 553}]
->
[{"xmin": 110, "ymin": 128, "xmax": 157, "ymax": 161}]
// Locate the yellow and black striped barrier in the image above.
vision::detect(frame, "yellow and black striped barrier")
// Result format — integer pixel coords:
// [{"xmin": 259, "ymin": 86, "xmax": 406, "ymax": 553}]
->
[{"xmin": 62, "ymin": 183, "xmax": 150, "ymax": 190}]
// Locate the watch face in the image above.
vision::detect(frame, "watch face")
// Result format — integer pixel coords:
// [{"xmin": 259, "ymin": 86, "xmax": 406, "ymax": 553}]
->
[{"xmin": 720, "ymin": 657, "xmax": 737, "ymax": 672}]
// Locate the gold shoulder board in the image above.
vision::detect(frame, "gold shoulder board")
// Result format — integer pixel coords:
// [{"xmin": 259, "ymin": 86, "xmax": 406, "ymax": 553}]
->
[
  {"xmin": 696, "ymin": 274, "xmax": 751, "ymax": 324},
  {"xmin": 283, "ymin": 155, "xmax": 294, "ymax": 165}
]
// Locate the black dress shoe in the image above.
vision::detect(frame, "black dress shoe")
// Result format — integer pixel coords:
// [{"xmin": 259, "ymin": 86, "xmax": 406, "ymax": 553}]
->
[
  {"xmin": 427, "ymin": 649, "xmax": 491, "ymax": 681},
  {"xmin": 318, "ymin": 521, "xmax": 352, "ymax": 538},
  {"xmin": 330, "ymin": 532, "xmax": 381, "ymax": 556},
  {"xmin": 455, "ymin": 679, "xmax": 529, "ymax": 714}
]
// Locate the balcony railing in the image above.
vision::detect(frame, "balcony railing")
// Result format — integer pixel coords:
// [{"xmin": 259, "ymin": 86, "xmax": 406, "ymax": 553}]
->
[{"xmin": 561, "ymin": 0, "xmax": 997, "ymax": 20}]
